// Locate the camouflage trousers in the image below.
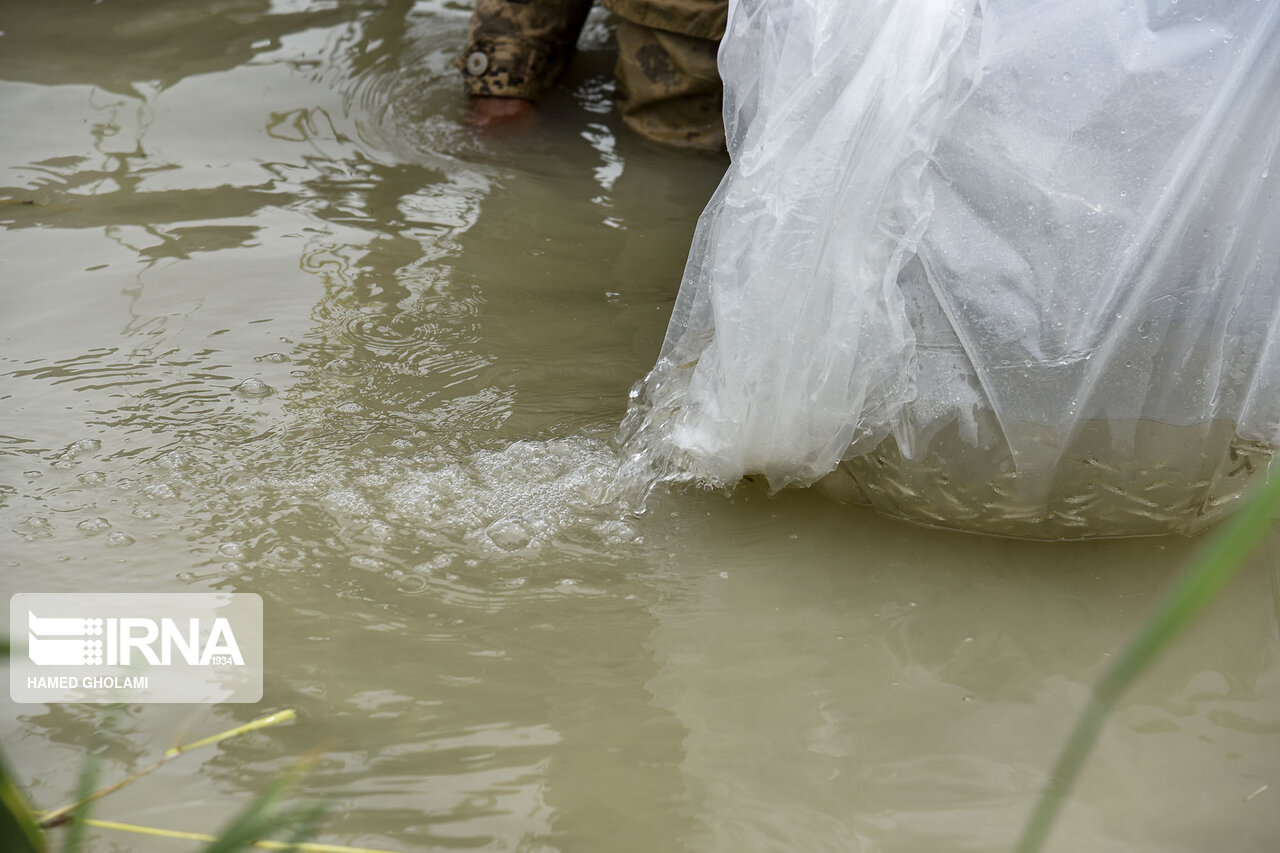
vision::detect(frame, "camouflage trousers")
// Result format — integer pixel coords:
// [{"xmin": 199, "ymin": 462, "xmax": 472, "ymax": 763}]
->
[
  {"xmin": 613, "ymin": 19, "xmax": 724, "ymax": 151},
  {"xmin": 461, "ymin": 0, "xmax": 726, "ymax": 151}
]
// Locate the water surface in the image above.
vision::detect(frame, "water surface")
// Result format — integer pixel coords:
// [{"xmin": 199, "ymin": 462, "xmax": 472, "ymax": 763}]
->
[{"xmin": 2, "ymin": 2, "xmax": 1278, "ymax": 851}]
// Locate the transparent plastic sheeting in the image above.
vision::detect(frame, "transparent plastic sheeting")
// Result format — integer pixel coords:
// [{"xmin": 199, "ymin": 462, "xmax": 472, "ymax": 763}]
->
[{"xmin": 615, "ymin": 0, "xmax": 1280, "ymax": 538}]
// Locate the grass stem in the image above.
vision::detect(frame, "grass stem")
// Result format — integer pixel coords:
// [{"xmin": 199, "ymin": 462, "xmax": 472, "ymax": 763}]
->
[{"xmin": 1015, "ymin": 472, "xmax": 1280, "ymax": 852}]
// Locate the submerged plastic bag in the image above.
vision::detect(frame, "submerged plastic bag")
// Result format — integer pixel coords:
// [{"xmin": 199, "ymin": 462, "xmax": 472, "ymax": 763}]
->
[{"xmin": 615, "ymin": 0, "xmax": 1280, "ymax": 538}]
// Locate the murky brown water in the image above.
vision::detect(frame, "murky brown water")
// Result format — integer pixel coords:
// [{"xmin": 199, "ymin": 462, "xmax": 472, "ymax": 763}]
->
[{"xmin": 2, "ymin": 2, "xmax": 1279, "ymax": 851}]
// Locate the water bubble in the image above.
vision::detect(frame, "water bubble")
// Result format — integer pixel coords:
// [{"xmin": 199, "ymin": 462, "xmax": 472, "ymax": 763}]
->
[
  {"xmin": 19, "ymin": 517, "xmax": 54, "ymax": 539},
  {"xmin": 416, "ymin": 553, "xmax": 455, "ymax": 573},
  {"xmin": 105, "ymin": 531, "xmax": 134, "ymax": 547},
  {"xmin": 24, "ymin": 471, "xmax": 42, "ymax": 480},
  {"xmin": 177, "ymin": 571, "xmax": 197, "ymax": 581},
  {"xmin": 77, "ymin": 471, "xmax": 107, "ymax": 486},
  {"xmin": 218, "ymin": 542, "xmax": 245, "ymax": 559},
  {"xmin": 351, "ymin": 555, "xmax": 387, "ymax": 572},
  {"xmin": 487, "ymin": 518, "xmax": 532, "ymax": 551},
  {"xmin": 235, "ymin": 378, "xmax": 275, "ymax": 398},
  {"xmin": 385, "ymin": 437, "xmax": 626, "ymax": 556},
  {"xmin": 255, "ymin": 352, "xmax": 291, "ymax": 363},
  {"xmin": 266, "ymin": 544, "xmax": 304, "ymax": 563},
  {"xmin": 78, "ymin": 517, "xmax": 112, "ymax": 535},
  {"xmin": 593, "ymin": 520, "xmax": 638, "ymax": 545},
  {"xmin": 324, "ymin": 357, "xmax": 363, "ymax": 375},
  {"xmin": 334, "ymin": 401, "xmax": 365, "ymax": 414},
  {"xmin": 157, "ymin": 449, "xmax": 208, "ymax": 471},
  {"xmin": 132, "ymin": 506, "xmax": 159, "ymax": 519},
  {"xmin": 143, "ymin": 483, "xmax": 178, "ymax": 500},
  {"xmin": 63, "ymin": 438, "xmax": 102, "ymax": 459}
]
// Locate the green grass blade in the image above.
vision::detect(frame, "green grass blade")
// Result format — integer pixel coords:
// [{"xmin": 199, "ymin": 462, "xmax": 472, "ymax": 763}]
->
[
  {"xmin": 201, "ymin": 804, "xmax": 322, "ymax": 853},
  {"xmin": 200, "ymin": 778, "xmax": 293, "ymax": 853},
  {"xmin": 1016, "ymin": 471, "xmax": 1280, "ymax": 853},
  {"xmin": 0, "ymin": 750, "xmax": 47, "ymax": 853},
  {"xmin": 271, "ymin": 801, "xmax": 329, "ymax": 853},
  {"xmin": 56, "ymin": 760, "xmax": 98, "ymax": 853},
  {"xmin": 1268, "ymin": 541, "xmax": 1280, "ymax": 640},
  {"xmin": 201, "ymin": 757, "xmax": 318, "ymax": 853},
  {"xmin": 58, "ymin": 710, "xmax": 119, "ymax": 853}
]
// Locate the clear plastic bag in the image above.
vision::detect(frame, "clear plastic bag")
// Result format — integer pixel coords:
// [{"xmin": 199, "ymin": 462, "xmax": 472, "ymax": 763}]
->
[{"xmin": 615, "ymin": 0, "xmax": 1280, "ymax": 538}]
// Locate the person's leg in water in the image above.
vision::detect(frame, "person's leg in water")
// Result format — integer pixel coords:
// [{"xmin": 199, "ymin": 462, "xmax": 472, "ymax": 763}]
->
[{"xmin": 613, "ymin": 19, "xmax": 724, "ymax": 152}]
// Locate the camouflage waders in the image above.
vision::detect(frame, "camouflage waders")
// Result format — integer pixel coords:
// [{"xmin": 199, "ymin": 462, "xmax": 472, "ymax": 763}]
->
[{"xmin": 460, "ymin": 0, "xmax": 728, "ymax": 151}]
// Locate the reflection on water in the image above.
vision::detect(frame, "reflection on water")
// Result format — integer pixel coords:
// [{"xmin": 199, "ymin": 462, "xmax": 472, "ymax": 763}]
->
[{"xmin": 1, "ymin": 2, "xmax": 1278, "ymax": 852}]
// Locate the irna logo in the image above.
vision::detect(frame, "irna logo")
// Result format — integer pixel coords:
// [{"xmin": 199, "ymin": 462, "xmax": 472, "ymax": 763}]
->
[
  {"xmin": 12, "ymin": 593, "xmax": 263, "ymax": 703},
  {"xmin": 27, "ymin": 611, "xmax": 245, "ymax": 667}
]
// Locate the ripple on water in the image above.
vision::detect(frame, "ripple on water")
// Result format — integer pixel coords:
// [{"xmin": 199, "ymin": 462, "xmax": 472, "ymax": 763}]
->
[
  {"xmin": 329, "ymin": 307, "xmax": 443, "ymax": 351},
  {"xmin": 333, "ymin": 4, "xmax": 485, "ymax": 165}
]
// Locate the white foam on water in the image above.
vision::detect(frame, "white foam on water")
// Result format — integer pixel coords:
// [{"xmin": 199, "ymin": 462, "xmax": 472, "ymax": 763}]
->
[
  {"xmin": 234, "ymin": 435, "xmax": 637, "ymax": 567},
  {"xmin": 388, "ymin": 437, "xmax": 632, "ymax": 555}
]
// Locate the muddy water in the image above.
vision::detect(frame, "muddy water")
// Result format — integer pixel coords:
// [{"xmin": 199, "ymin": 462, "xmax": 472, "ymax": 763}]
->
[{"xmin": 1, "ymin": 2, "xmax": 1278, "ymax": 852}]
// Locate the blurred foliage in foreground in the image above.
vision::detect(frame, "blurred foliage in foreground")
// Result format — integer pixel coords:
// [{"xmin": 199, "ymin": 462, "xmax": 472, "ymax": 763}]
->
[{"xmin": 0, "ymin": 707, "xmax": 397, "ymax": 853}]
